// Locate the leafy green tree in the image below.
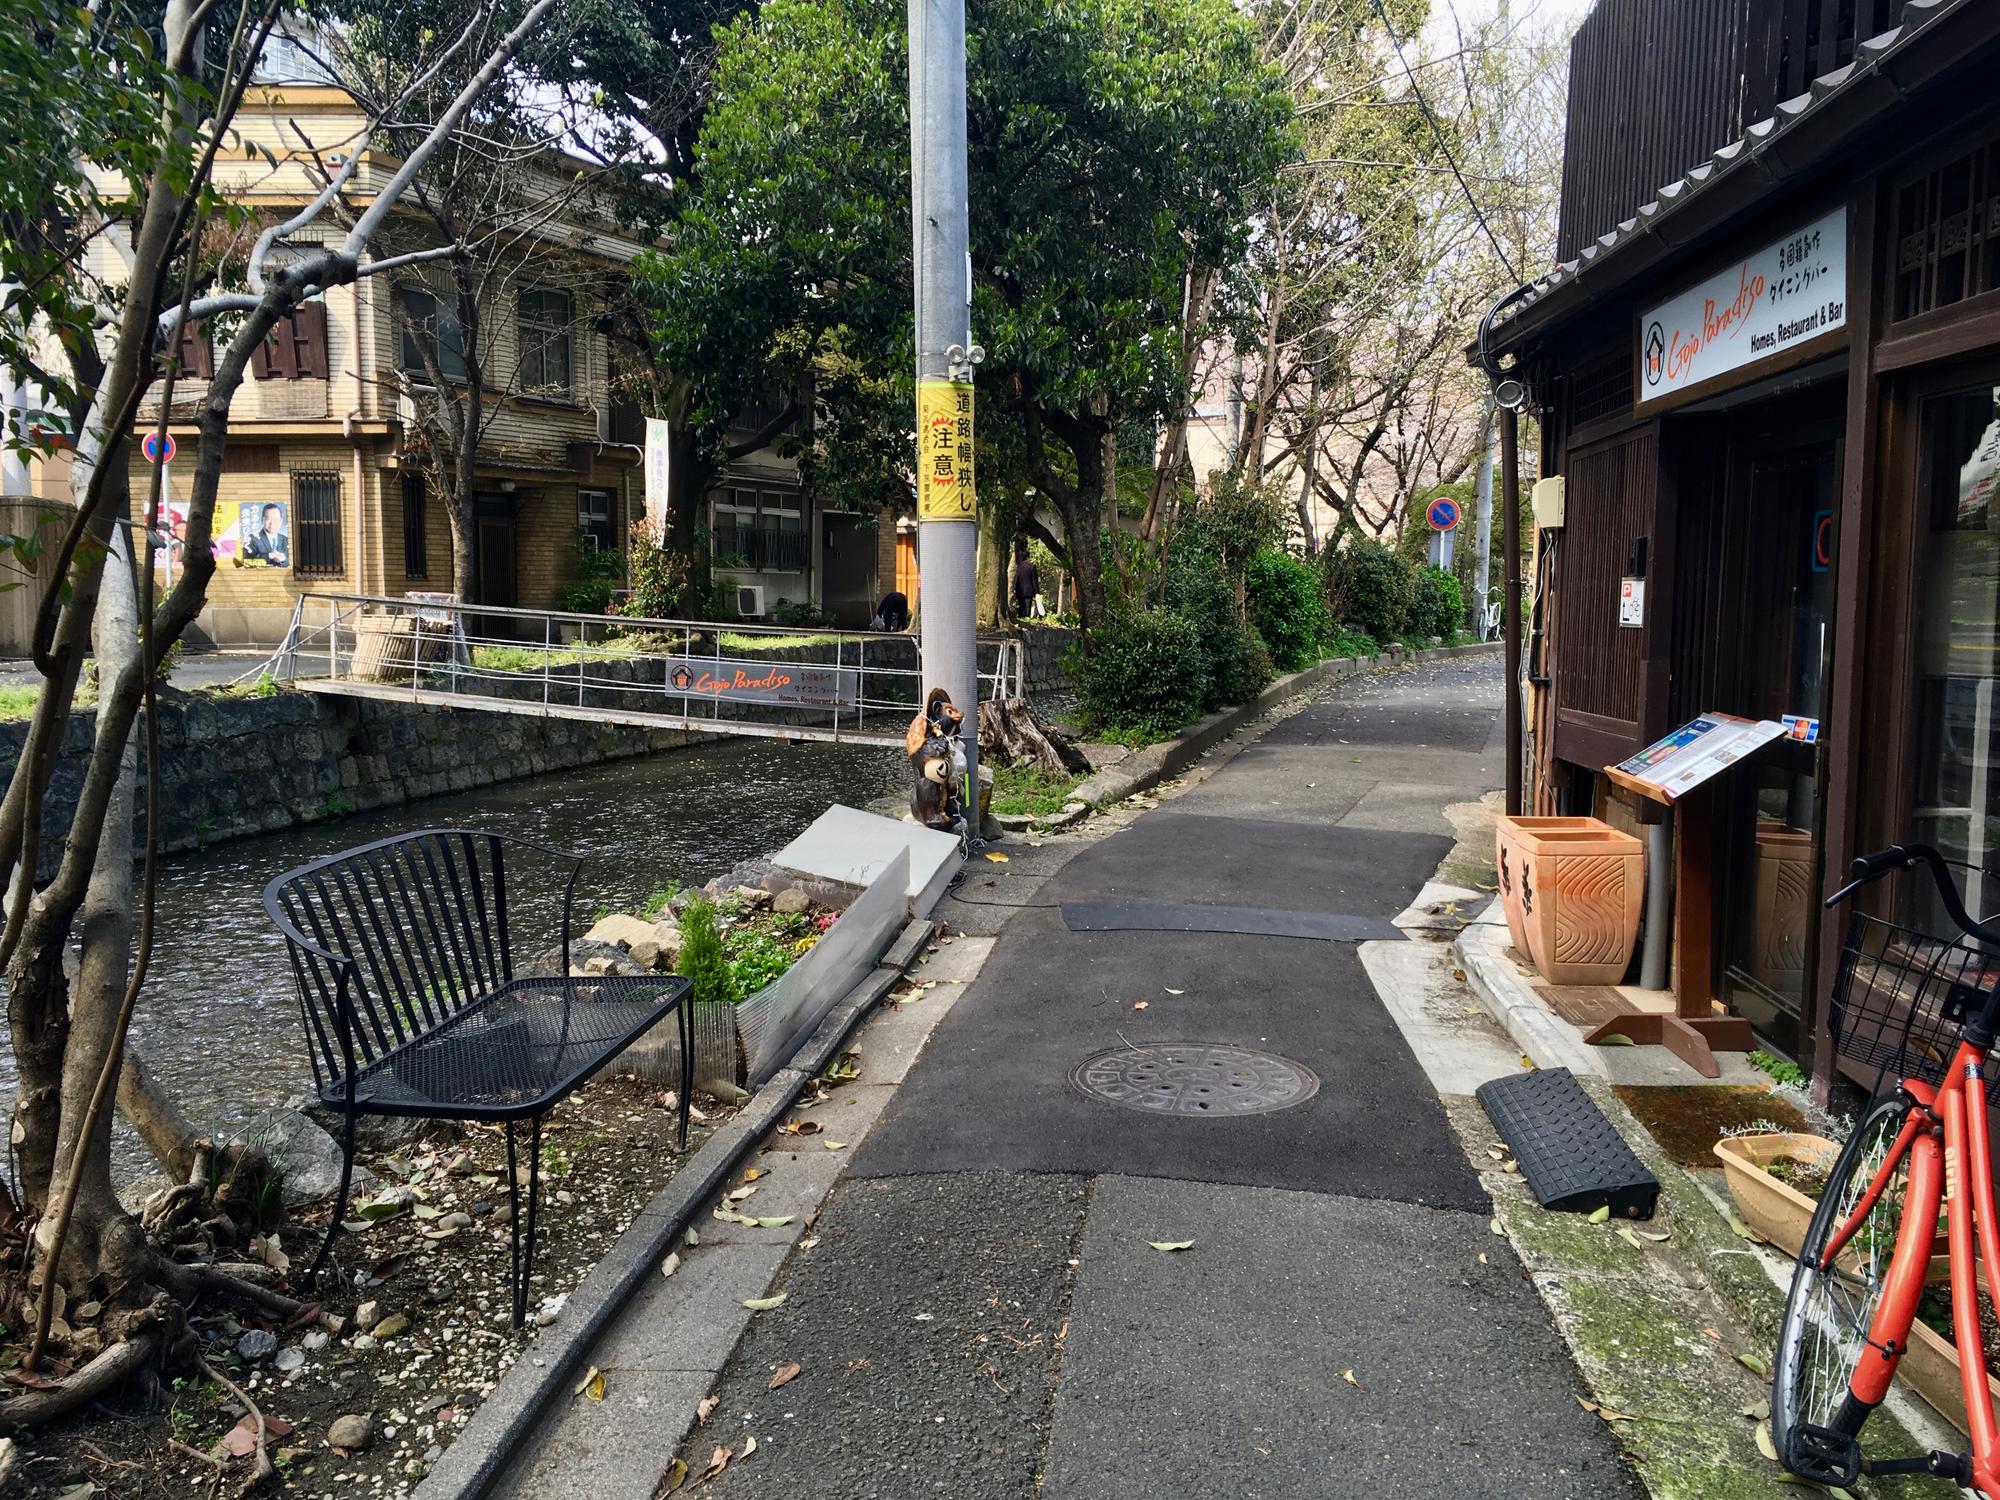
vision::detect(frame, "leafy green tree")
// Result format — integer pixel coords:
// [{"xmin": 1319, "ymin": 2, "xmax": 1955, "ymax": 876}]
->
[{"xmin": 638, "ymin": 0, "xmax": 1292, "ymax": 631}]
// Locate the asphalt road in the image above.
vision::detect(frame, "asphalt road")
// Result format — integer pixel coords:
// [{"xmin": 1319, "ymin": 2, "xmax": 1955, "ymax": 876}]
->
[{"xmin": 678, "ymin": 655, "xmax": 1644, "ymax": 1499}]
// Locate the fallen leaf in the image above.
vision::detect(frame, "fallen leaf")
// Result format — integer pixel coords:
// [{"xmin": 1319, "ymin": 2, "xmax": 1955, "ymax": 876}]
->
[
  {"xmin": 219, "ymin": 1413, "xmax": 294, "ymax": 1456},
  {"xmin": 824, "ymin": 1140, "xmax": 848, "ymax": 1151},
  {"xmin": 741, "ymin": 1434, "xmax": 758, "ymax": 1458},
  {"xmin": 685, "ymin": 1227, "xmax": 700, "ymax": 1247},
  {"xmin": 1477, "ymin": 1252, "xmax": 1488, "ymax": 1265},
  {"xmin": 743, "ymin": 1294, "xmax": 788, "ymax": 1311},
  {"xmin": 1132, "ymin": 1001, "xmax": 1149, "ymax": 1011},
  {"xmin": 1737, "ymin": 1351, "xmax": 1769, "ymax": 1378},
  {"xmin": 1755, "ymin": 1419, "xmax": 1778, "ymax": 1461},
  {"xmin": 1489, "ymin": 1217, "xmax": 1505, "ymax": 1235},
  {"xmin": 1616, "ymin": 1226, "xmax": 1644, "ymax": 1250},
  {"xmin": 1595, "ymin": 1033, "xmax": 1637, "ymax": 1046},
  {"xmin": 743, "ymin": 1168, "xmax": 765, "ymax": 1183},
  {"xmin": 1586, "ymin": 1205, "xmax": 1612, "ymax": 1224},
  {"xmin": 770, "ymin": 1361, "xmax": 802, "ymax": 1390},
  {"xmin": 751, "ymin": 1215, "xmax": 795, "ymax": 1228},
  {"xmin": 662, "ymin": 1456, "xmax": 689, "ymax": 1492},
  {"xmin": 1485, "ymin": 1146, "xmax": 1507, "ymax": 1161},
  {"xmin": 1148, "ymin": 1240, "xmax": 1195, "ymax": 1252},
  {"xmin": 1165, "ymin": 988, "xmax": 1184, "ymax": 995},
  {"xmin": 1636, "ymin": 1229, "xmax": 1670, "ymax": 1242},
  {"xmin": 1501, "ymin": 1160, "xmax": 1520, "ymax": 1174},
  {"xmin": 1740, "ymin": 1398, "xmax": 1771, "ymax": 1421},
  {"xmin": 798, "ymin": 1236, "xmax": 821, "ymax": 1250},
  {"xmin": 661, "ymin": 1252, "xmax": 681, "ymax": 1278},
  {"xmin": 728, "ymin": 1185, "xmax": 758, "ymax": 1202},
  {"xmin": 698, "ymin": 1444, "xmax": 733, "ymax": 1483},
  {"xmin": 574, "ymin": 1365, "xmax": 606, "ymax": 1401},
  {"xmin": 696, "ymin": 1394, "xmax": 719, "ymax": 1425},
  {"xmin": 985, "ymin": 852, "xmax": 1009, "ymax": 863},
  {"xmin": 1341, "ymin": 1369, "xmax": 1364, "ymax": 1390}
]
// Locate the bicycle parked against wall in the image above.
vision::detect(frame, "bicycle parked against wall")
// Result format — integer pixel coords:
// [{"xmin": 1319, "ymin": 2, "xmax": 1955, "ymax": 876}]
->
[{"xmin": 1774, "ymin": 842, "xmax": 2000, "ymax": 1493}]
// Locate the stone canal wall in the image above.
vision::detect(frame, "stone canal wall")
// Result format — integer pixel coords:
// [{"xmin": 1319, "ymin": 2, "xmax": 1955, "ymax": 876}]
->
[{"xmin": 3, "ymin": 689, "xmax": 699, "ymax": 860}]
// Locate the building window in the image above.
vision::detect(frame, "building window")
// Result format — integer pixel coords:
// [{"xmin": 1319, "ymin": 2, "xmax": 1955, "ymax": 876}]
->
[
  {"xmin": 711, "ymin": 486, "xmax": 805, "ymax": 571},
  {"xmin": 517, "ymin": 288, "xmax": 572, "ymax": 395},
  {"xmin": 395, "ymin": 287, "xmax": 466, "ymax": 382},
  {"xmin": 402, "ymin": 474, "xmax": 429, "ymax": 579},
  {"xmin": 292, "ymin": 470, "xmax": 343, "ymax": 575},
  {"xmin": 578, "ymin": 487, "xmax": 616, "ymax": 553}
]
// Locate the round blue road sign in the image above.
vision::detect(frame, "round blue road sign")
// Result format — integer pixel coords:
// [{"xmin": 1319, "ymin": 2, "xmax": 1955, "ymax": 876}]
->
[
  {"xmin": 1427, "ymin": 496, "xmax": 1460, "ymax": 532},
  {"xmin": 141, "ymin": 431, "xmax": 177, "ymax": 464}
]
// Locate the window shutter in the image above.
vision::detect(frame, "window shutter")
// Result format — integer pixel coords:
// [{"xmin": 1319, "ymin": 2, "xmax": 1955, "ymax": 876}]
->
[
  {"xmin": 251, "ymin": 324, "xmax": 290, "ymax": 381},
  {"xmin": 176, "ymin": 319, "xmax": 214, "ymax": 379},
  {"xmin": 291, "ymin": 301, "xmax": 329, "ymax": 379}
]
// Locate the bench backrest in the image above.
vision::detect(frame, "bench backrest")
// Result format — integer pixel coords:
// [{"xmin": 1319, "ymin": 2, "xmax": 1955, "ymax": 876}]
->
[{"xmin": 264, "ymin": 829, "xmax": 571, "ymax": 1089}]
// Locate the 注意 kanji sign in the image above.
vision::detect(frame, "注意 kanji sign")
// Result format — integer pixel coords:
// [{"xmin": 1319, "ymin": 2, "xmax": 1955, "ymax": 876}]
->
[
  {"xmin": 916, "ymin": 379, "xmax": 975, "ymax": 521},
  {"xmin": 1637, "ymin": 207, "xmax": 1847, "ymax": 407}
]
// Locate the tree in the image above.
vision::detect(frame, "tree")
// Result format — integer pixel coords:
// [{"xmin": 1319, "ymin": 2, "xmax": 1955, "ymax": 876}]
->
[
  {"xmin": 0, "ymin": 0, "xmax": 562, "ymax": 1416},
  {"xmin": 637, "ymin": 0, "xmax": 1293, "ymax": 632}
]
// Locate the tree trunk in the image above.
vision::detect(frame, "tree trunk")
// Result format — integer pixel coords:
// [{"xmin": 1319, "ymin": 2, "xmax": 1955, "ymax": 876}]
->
[
  {"xmin": 1053, "ymin": 437, "xmax": 1108, "ymax": 633},
  {"xmin": 35, "ymin": 523, "xmax": 150, "ymax": 1291},
  {"xmin": 975, "ymin": 508, "xmax": 1008, "ymax": 629},
  {"xmin": 1294, "ymin": 368, "xmax": 1322, "ymax": 554},
  {"xmin": 453, "ymin": 274, "xmax": 483, "ymax": 605},
  {"xmin": 119, "ymin": 1044, "xmax": 206, "ymax": 1178},
  {"xmin": 448, "ymin": 497, "xmax": 478, "ymax": 604},
  {"xmin": 977, "ymin": 698, "xmax": 1089, "ymax": 776}
]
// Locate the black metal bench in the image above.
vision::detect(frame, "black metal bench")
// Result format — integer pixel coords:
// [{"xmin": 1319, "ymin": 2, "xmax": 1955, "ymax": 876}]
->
[{"xmin": 264, "ymin": 828, "xmax": 693, "ymax": 1326}]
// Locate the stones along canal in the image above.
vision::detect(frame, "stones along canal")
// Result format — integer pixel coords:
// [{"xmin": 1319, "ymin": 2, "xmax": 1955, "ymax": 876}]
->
[{"xmin": 12, "ymin": 736, "xmax": 903, "ymax": 1177}]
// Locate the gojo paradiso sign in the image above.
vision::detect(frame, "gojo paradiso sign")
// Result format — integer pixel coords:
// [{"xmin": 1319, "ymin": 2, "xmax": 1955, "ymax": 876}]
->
[{"xmin": 1638, "ymin": 207, "xmax": 1846, "ymax": 406}]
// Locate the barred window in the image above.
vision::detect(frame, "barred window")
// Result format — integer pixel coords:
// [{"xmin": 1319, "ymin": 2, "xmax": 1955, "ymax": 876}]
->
[
  {"xmin": 293, "ymin": 471, "xmax": 343, "ymax": 576},
  {"xmin": 402, "ymin": 474, "xmax": 429, "ymax": 579},
  {"xmin": 577, "ymin": 487, "xmax": 616, "ymax": 552}
]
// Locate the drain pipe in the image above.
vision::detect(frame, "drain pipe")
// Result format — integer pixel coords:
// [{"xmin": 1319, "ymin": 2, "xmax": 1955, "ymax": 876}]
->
[{"xmin": 1639, "ymin": 817, "xmax": 1672, "ymax": 991}]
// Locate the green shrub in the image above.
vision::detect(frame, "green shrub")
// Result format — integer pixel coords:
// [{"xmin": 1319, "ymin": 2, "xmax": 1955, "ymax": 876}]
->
[
  {"xmin": 1338, "ymin": 540, "xmax": 1416, "ymax": 642},
  {"xmin": 1329, "ymin": 625, "xmax": 1378, "ymax": 658},
  {"xmin": 1072, "ymin": 607, "xmax": 1208, "ymax": 737},
  {"xmin": 625, "ymin": 522, "xmax": 702, "ymax": 620},
  {"xmin": 1245, "ymin": 548, "xmax": 1331, "ymax": 672},
  {"xmin": 1410, "ymin": 565, "xmax": 1466, "ymax": 641},
  {"xmin": 678, "ymin": 896, "xmax": 738, "ymax": 1006},
  {"xmin": 1163, "ymin": 551, "xmax": 1270, "ymax": 711}
]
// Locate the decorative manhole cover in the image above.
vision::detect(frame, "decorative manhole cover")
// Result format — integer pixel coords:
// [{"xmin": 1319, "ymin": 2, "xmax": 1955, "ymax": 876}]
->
[{"xmin": 1068, "ymin": 1044, "xmax": 1319, "ymax": 1117}]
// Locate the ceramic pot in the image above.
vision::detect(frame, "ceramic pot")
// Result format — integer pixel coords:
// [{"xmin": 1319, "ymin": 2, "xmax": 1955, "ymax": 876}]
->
[{"xmin": 1496, "ymin": 817, "xmax": 1644, "ymax": 984}]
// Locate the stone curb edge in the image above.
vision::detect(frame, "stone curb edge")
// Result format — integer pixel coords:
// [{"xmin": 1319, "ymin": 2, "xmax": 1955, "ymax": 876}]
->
[
  {"xmin": 1071, "ymin": 638, "xmax": 1502, "ymax": 811},
  {"xmin": 1454, "ymin": 914, "xmax": 1610, "ymax": 1080},
  {"xmin": 413, "ymin": 916, "xmax": 936, "ymax": 1500}
]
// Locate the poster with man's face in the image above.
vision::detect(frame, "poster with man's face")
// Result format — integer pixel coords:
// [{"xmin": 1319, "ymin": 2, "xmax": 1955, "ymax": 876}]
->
[{"xmin": 239, "ymin": 501, "xmax": 290, "ymax": 568}]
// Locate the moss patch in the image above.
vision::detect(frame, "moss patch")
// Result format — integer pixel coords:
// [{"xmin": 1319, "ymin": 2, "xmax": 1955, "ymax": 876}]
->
[{"xmin": 1611, "ymin": 1084, "xmax": 1808, "ymax": 1168}]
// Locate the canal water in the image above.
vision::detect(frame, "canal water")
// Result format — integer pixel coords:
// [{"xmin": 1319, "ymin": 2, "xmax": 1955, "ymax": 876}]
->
[{"xmin": 6, "ymin": 737, "xmax": 903, "ymax": 1168}]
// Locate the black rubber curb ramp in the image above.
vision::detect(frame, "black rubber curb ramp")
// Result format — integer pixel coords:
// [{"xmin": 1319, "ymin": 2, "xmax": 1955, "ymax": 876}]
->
[{"xmin": 1477, "ymin": 1067, "xmax": 1660, "ymax": 1220}]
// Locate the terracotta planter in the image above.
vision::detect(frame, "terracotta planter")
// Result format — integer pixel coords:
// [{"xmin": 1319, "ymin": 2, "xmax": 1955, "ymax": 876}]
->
[
  {"xmin": 1493, "ymin": 816, "xmax": 1604, "ymax": 960},
  {"xmin": 1495, "ymin": 816, "xmax": 1644, "ymax": 984},
  {"xmin": 1716, "ymin": 1132, "xmax": 1953, "ymax": 1283},
  {"xmin": 1902, "ymin": 1313, "xmax": 2000, "ymax": 1437},
  {"xmin": 1714, "ymin": 1133, "xmax": 1838, "ymax": 1259},
  {"xmin": 1750, "ymin": 823, "xmax": 1814, "ymax": 994}
]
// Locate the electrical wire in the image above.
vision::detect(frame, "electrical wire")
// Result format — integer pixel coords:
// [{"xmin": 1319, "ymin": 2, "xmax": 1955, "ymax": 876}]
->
[{"xmin": 1366, "ymin": 0, "xmax": 1521, "ymax": 285}]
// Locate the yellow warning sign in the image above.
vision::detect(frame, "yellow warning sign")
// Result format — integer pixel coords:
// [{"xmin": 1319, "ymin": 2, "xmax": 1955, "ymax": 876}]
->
[{"xmin": 916, "ymin": 379, "xmax": 975, "ymax": 522}]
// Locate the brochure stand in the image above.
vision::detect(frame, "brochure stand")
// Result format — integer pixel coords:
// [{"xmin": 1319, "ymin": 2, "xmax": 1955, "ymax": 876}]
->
[{"xmin": 1592, "ymin": 714, "xmax": 1781, "ymax": 1077}]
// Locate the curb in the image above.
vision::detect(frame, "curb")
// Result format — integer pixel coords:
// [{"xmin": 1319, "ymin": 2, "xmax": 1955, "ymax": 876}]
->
[
  {"xmin": 412, "ymin": 916, "xmax": 935, "ymax": 1500},
  {"xmin": 1454, "ymin": 912, "xmax": 1610, "ymax": 1079},
  {"xmin": 1072, "ymin": 640, "xmax": 1502, "ymax": 809}
]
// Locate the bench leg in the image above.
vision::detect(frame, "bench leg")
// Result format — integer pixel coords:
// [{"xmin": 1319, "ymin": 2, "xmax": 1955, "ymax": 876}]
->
[
  {"xmin": 504, "ymin": 1117, "xmax": 545, "ymax": 1329},
  {"xmin": 678, "ymin": 999, "xmax": 694, "ymax": 1153},
  {"xmin": 304, "ymin": 1104, "xmax": 359, "ymax": 1291}
]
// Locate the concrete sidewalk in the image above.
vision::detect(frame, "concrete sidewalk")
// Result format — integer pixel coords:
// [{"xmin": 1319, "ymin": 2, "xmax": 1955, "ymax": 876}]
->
[{"xmin": 600, "ymin": 654, "xmax": 1643, "ymax": 1500}]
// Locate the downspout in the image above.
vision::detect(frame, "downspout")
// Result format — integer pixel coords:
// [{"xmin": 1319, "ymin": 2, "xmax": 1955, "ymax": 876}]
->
[
  {"xmin": 346, "ymin": 277, "xmax": 368, "ymax": 595},
  {"xmin": 1477, "ymin": 285, "xmax": 1533, "ymax": 817}
]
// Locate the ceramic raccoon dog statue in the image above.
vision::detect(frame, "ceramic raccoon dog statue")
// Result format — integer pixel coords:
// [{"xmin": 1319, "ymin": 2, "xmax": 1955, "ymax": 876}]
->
[{"xmin": 906, "ymin": 687, "xmax": 968, "ymax": 833}]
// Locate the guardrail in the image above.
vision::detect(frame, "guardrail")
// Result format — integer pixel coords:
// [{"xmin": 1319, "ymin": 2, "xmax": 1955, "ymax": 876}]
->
[{"xmin": 263, "ymin": 593, "xmax": 1023, "ymax": 748}]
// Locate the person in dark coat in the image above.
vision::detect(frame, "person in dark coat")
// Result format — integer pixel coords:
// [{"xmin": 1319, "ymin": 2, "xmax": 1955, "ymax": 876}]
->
[
  {"xmin": 872, "ymin": 590, "xmax": 911, "ymax": 631},
  {"xmin": 1010, "ymin": 540, "xmax": 1040, "ymax": 619}
]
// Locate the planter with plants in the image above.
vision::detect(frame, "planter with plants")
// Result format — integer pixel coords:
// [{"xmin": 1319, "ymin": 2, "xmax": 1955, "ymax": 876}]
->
[
  {"xmin": 1715, "ymin": 1128, "xmax": 1953, "ymax": 1280},
  {"xmin": 1908, "ymin": 1284, "xmax": 2000, "ymax": 1435}
]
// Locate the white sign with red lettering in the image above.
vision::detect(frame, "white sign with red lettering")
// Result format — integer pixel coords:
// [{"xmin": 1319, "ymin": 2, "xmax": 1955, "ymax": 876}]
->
[{"xmin": 1638, "ymin": 207, "xmax": 1846, "ymax": 405}]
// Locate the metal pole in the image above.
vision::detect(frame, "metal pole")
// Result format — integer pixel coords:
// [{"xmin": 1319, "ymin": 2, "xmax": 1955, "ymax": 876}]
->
[
  {"xmin": 1500, "ymin": 404, "xmax": 1523, "ymax": 816},
  {"xmin": 909, "ymin": 0, "xmax": 980, "ymax": 831},
  {"xmin": 1473, "ymin": 395, "xmax": 1495, "ymax": 637}
]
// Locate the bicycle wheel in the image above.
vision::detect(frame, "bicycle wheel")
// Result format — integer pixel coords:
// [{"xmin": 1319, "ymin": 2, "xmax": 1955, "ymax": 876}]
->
[{"xmin": 1772, "ymin": 1091, "xmax": 1918, "ymax": 1484}]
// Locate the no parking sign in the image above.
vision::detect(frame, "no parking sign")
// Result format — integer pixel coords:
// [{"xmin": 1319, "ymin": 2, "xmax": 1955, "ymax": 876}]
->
[{"xmin": 1427, "ymin": 496, "xmax": 1460, "ymax": 532}]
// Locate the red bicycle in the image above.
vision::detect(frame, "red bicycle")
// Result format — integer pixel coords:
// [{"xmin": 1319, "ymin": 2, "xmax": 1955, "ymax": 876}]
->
[{"xmin": 1775, "ymin": 843, "xmax": 2000, "ymax": 1492}]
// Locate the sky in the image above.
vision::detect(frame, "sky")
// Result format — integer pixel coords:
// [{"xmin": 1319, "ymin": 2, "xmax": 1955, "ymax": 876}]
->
[{"xmin": 1425, "ymin": 0, "xmax": 1597, "ymax": 42}]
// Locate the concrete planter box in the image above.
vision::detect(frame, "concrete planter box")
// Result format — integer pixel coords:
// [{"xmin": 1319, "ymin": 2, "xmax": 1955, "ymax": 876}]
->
[{"xmin": 1494, "ymin": 816, "xmax": 1645, "ymax": 984}]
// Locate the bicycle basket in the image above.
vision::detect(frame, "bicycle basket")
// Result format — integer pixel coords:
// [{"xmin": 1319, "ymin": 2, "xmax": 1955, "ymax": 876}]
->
[{"xmin": 1828, "ymin": 910, "xmax": 2000, "ymax": 1088}]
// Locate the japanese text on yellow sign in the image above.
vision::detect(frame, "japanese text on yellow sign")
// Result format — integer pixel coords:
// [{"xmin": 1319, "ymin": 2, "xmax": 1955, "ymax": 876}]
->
[{"xmin": 916, "ymin": 380, "xmax": 975, "ymax": 522}]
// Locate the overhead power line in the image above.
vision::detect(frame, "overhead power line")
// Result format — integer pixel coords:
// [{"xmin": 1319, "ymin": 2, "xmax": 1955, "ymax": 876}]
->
[{"xmin": 1365, "ymin": 0, "xmax": 1521, "ymax": 283}]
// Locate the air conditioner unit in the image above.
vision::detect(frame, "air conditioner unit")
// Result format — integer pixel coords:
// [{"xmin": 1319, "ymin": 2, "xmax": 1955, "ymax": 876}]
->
[{"xmin": 734, "ymin": 584, "xmax": 766, "ymax": 618}]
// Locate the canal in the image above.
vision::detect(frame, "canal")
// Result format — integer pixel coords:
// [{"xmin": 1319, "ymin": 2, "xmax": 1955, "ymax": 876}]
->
[{"xmin": 8, "ymin": 736, "xmax": 903, "ymax": 1173}]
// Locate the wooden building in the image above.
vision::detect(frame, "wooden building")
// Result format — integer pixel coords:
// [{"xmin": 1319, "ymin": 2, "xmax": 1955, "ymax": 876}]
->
[{"xmin": 1483, "ymin": 0, "xmax": 2000, "ymax": 1087}]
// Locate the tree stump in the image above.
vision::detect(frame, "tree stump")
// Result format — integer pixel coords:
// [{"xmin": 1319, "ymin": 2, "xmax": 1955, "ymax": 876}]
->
[{"xmin": 977, "ymin": 698, "xmax": 1091, "ymax": 776}]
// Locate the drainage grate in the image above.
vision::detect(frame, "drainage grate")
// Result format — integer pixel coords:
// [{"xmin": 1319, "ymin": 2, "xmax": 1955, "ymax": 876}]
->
[{"xmin": 1069, "ymin": 1044, "xmax": 1319, "ymax": 1117}]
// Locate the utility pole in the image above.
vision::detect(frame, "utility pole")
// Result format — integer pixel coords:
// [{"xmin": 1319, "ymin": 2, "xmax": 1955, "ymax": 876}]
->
[
  {"xmin": 908, "ymin": 0, "xmax": 980, "ymax": 822},
  {"xmin": 1472, "ymin": 395, "xmax": 1495, "ymax": 636},
  {"xmin": 1500, "ymin": 404, "xmax": 1523, "ymax": 816}
]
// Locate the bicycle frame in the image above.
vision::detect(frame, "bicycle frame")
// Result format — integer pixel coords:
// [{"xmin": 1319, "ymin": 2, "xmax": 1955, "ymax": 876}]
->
[{"xmin": 1821, "ymin": 1046, "xmax": 2000, "ymax": 1493}]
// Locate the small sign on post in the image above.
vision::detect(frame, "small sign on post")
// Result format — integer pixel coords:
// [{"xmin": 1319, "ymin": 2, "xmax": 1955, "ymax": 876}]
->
[
  {"xmin": 141, "ymin": 431, "xmax": 176, "ymax": 464},
  {"xmin": 915, "ymin": 380, "xmax": 975, "ymax": 522},
  {"xmin": 1426, "ymin": 496, "xmax": 1460, "ymax": 532}
]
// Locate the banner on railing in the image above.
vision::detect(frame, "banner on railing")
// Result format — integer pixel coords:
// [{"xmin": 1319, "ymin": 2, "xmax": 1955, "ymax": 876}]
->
[{"xmin": 663, "ymin": 656, "xmax": 859, "ymax": 710}]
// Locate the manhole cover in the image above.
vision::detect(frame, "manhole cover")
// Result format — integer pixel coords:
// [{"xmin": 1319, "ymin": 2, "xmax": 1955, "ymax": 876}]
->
[{"xmin": 1068, "ymin": 1044, "xmax": 1319, "ymax": 1117}]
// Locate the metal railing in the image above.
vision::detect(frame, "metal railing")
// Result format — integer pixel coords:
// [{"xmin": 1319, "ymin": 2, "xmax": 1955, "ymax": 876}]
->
[{"xmin": 262, "ymin": 593, "xmax": 1023, "ymax": 747}]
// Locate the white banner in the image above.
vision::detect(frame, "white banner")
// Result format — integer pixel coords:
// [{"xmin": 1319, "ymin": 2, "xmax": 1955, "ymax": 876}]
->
[
  {"xmin": 1638, "ymin": 207, "xmax": 1847, "ymax": 406},
  {"xmin": 643, "ymin": 417, "xmax": 672, "ymax": 543}
]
